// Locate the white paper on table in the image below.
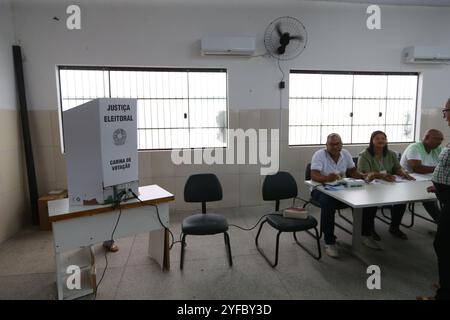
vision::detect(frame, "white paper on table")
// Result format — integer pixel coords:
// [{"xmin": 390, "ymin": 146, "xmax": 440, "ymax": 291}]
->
[
  {"xmin": 394, "ymin": 173, "xmax": 432, "ymax": 183},
  {"xmin": 410, "ymin": 173, "xmax": 433, "ymax": 181},
  {"xmin": 368, "ymin": 179, "xmax": 384, "ymax": 184}
]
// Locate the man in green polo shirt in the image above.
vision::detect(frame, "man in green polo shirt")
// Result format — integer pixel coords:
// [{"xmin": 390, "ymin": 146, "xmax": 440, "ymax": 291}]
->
[{"xmin": 400, "ymin": 129, "xmax": 444, "ymax": 222}]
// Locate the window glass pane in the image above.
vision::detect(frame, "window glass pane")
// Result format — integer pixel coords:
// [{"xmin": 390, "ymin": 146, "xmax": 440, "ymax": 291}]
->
[
  {"xmin": 290, "ymin": 73, "xmax": 321, "ymax": 98},
  {"xmin": 189, "ymin": 99, "xmax": 227, "ymax": 128},
  {"xmin": 288, "ymin": 126, "xmax": 321, "ymax": 145},
  {"xmin": 60, "ymin": 69, "xmax": 108, "ymax": 111},
  {"xmin": 352, "ymin": 125, "xmax": 382, "ymax": 144},
  {"xmin": 385, "ymin": 100, "xmax": 416, "ymax": 126},
  {"xmin": 289, "ymin": 98, "xmax": 322, "ymax": 126},
  {"xmin": 352, "ymin": 99, "xmax": 385, "ymax": 126},
  {"xmin": 387, "ymin": 75, "xmax": 418, "ymax": 99},
  {"xmin": 190, "ymin": 128, "xmax": 226, "ymax": 148},
  {"xmin": 321, "ymin": 99, "xmax": 352, "ymax": 126},
  {"xmin": 189, "ymin": 72, "xmax": 226, "ymax": 98},
  {"xmin": 321, "ymin": 126, "xmax": 351, "ymax": 145},
  {"xmin": 289, "ymin": 72, "xmax": 417, "ymax": 145},
  {"xmin": 59, "ymin": 68, "xmax": 227, "ymax": 150},
  {"xmin": 353, "ymin": 75, "xmax": 387, "ymax": 99},
  {"xmin": 385, "ymin": 125, "xmax": 414, "ymax": 143},
  {"xmin": 322, "ymin": 74, "xmax": 353, "ymax": 98}
]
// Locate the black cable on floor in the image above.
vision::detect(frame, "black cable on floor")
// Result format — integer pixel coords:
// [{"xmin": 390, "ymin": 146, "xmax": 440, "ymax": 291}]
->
[
  {"xmin": 228, "ymin": 213, "xmax": 269, "ymax": 231},
  {"xmin": 129, "ymin": 190, "xmax": 182, "ymax": 250},
  {"xmin": 94, "ymin": 193, "xmax": 125, "ymax": 300}
]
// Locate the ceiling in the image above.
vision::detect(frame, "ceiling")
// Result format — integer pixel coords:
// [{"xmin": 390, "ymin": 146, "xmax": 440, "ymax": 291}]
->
[{"xmin": 8, "ymin": 0, "xmax": 450, "ymax": 7}]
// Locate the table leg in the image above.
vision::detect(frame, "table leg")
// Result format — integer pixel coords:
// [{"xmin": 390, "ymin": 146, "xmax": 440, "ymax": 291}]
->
[
  {"xmin": 55, "ymin": 250, "xmax": 64, "ymax": 300},
  {"xmin": 352, "ymin": 208, "xmax": 363, "ymax": 252},
  {"xmin": 351, "ymin": 207, "xmax": 373, "ymax": 266},
  {"xmin": 148, "ymin": 228, "xmax": 169, "ymax": 270}
]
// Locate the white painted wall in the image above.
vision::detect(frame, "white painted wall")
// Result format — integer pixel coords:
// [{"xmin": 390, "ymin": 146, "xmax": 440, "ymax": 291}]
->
[
  {"xmin": 10, "ymin": 1, "xmax": 450, "ymax": 111},
  {"xmin": 0, "ymin": 0, "xmax": 17, "ymax": 109}
]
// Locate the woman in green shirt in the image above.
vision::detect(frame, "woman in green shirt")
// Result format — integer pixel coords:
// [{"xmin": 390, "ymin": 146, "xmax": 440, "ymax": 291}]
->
[{"xmin": 357, "ymin": 131, "xmax": 415, "ymax": 247}]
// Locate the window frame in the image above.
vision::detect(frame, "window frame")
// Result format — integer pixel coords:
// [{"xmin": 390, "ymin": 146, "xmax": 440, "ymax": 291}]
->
[
  {"xmin": 57, "ymin": 65, "xmax": 229, "ymax": 152},
  {"xmin": 288, "ymin": 70, "xmax": 420, "ymax": 147}
]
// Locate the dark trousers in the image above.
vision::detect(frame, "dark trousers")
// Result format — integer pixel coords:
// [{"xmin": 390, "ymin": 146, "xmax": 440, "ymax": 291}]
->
[
  {"xmin": 422, "ymin": 201, "xmax": 441, "ymax": 223},
  {"xmin": 311, "ymin": 190, "xmax": 346, "ymax": 245},
  {"xmin": 433, "ymin": 182, "xmax": 450, "ymax": 300},
  {"xmin": 362, "ymin": 204, "xmax": 406, "ymax": 236}
]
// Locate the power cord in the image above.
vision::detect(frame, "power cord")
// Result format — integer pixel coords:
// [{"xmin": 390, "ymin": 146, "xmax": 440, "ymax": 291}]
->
[
  {"xmin": 228, "ymin": 213, "xmax": 270, "ymax": 231},
  {"xmin": 94, "ymin": 191, "xmax": 126, "ymax": 300},
  {"xmin": 277, "ymin": 58, "xmax": 285, "ymax": 83},
  {"xmin": 128, "ymin": 190, "xmax": 182, "ymax": 250}
]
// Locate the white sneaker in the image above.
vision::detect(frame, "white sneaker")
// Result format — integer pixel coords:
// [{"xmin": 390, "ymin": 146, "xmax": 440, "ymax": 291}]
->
[
  {"xmin": 325, "ymin": 244, "xmax": 340, "ymax": 258},
  {"xmin": 362, "ymin": 236, "xmax": 382, "ymax": 250}
]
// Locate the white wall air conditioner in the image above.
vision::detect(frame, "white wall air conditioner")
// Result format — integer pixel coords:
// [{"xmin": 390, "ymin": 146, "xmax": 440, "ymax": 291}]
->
[
  {"xmin": 403, "ymin": 46, "xmax": 450, "ymax": 64},
  {"xmin": 201, "ymin": 37, "xmax": 256, "ymax": 56}
]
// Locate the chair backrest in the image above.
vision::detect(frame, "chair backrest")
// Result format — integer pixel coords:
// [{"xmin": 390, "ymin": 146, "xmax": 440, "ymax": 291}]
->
[
  {"xmin": 305, "ymin": 163, "xmax": 312, "ymax": 181},
  {"xmin": 184, "ymin": 173, "xmax": 223, "ymax": 213},
  {"xmin": 262, "ymin": 171, "xmax": 298, "ymax": 211}
]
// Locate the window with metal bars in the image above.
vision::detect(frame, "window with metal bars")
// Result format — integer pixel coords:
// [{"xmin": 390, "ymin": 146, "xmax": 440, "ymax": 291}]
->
[
  {"xmin": 289, "ymin": 71, "xmax": 419, "ymax": 146},
  {"xmin": 58, "ymin": 66, "xmax": 228, "ymax": 150}
]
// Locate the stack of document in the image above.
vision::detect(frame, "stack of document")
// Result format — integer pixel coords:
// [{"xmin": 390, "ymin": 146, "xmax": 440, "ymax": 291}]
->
[
  {"xmin": 283, "ymin": 207, "xmax": 309, "ymax": 219},
  {"xmin": 342, "ymin": 178, "xmax": 365, "ymax": 187}
]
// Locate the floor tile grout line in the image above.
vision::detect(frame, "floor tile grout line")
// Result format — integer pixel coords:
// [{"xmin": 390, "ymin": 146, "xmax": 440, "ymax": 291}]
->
[
  {"xmin": 112, "ymin": 235, "xmax": 137, "ymax": 300},
  {"xmin": 0, "ymin": 271, "xmax": 56, "ymax": 278}
]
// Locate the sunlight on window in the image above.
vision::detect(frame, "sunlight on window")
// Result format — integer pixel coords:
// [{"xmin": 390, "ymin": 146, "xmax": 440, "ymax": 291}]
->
[
  {"xmin": 59, "ymin": 67, "xmax": 228, "ymax": 150},
  {"xmin": 289, "ymin": 72, "xmax": 418, "ymax": 145}
]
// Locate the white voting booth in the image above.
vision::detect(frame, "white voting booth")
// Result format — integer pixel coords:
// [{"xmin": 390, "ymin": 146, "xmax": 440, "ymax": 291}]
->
[
  {"xmin": 64, "ymin": 98, "xmax": 139, "ymax": 205},
  {"xmin": 54, "ymin": 98, "xmax": 146, "ymax": 299}
]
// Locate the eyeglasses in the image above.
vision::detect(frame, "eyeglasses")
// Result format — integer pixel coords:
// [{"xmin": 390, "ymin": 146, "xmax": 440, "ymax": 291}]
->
[{"xmin": 442, "ymin": 108, "xmax": 450, "ymax": 117}]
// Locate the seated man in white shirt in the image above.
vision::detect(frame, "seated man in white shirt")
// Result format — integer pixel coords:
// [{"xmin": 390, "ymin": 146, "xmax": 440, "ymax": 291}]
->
[
  {"xmin": 400, "ymin": 129, "xmax": 444, "ymax": 222},
  {"xmin": 310, "ymin": 133, "xmax": 366, "ymax": 258}
]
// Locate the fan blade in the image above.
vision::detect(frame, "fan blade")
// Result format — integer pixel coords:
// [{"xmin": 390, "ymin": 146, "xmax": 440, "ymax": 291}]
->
[
  {"xmin": 275, "ymin": 23, "xmax": 283, "ymax": 37},
  {"xmin": 277, "ymin": 45, "xmax": 286, "ymax": 55},
  {"xmin": 289, "ymin": 35, "xmax": 304, "ymax": 41}
]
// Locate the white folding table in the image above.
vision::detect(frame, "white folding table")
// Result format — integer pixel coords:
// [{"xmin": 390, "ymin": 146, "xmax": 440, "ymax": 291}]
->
[
  {"xmin": 48, "ymin": 184, "xmax": 174, "ymax": 300},
  {"xmin": 304, "ymin": 178, "xmax": 436, "ymax": 264}
]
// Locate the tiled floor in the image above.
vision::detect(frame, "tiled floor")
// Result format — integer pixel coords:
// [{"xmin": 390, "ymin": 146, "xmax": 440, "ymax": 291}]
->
[{"xmin": 0, "ymin": 204, "xmax": 439, "ymax": 300}]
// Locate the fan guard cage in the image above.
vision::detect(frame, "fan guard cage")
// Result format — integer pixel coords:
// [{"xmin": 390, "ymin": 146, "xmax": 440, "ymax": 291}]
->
[{"xmin": 264, "ymin": 16, "xmax": 307, "ymax": 61}]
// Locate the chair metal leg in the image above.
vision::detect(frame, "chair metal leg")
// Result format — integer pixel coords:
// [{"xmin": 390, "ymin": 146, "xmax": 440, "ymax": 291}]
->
[
  {"xmin": 376, "ymin": 207, "xmax": 391, "ymax": 225},
  {"xmin": 255, "ymin": 219, "xmax": 281, "ymax": 268},
  {"xmin": 293, "ymin": 228, "xmax": 321, "ymax": 260},
  {"xmin": 317, "ymin": 210, "xmax": 352, "ymax": 239},
  {"xmin": 224, "ymin": 232, "xmax": 233, "ymax": 267},
  {"xmin": 180, "ymin": 233, "xmax": 186, "ymax": 270},
  {"xmin": 376, "ymin": 206, "xmax": 415, "ymax": 228},
  {"xmin": 409, "ymin": 202, "xmax": 436, "ymax": 225},
  {"xmin": 402, "ymin": 203, "xmax": 415, "ymax": 228},
  {"xmin": 338, "ymin": 210, "xmax": 354, "ymax": 226},
  {"xmin": 335, "ymin": 210, "xmax": 353, "ymax": 235},
  {"xmin": 334, "ymin": 222, "xmax": 353, "ymax": 235}
]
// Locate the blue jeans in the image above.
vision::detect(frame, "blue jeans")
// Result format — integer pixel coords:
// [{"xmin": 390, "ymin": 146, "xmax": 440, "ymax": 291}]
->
[{"xmin": 311, "ymin": 189, "xmax": 346, "ymax": 245}]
